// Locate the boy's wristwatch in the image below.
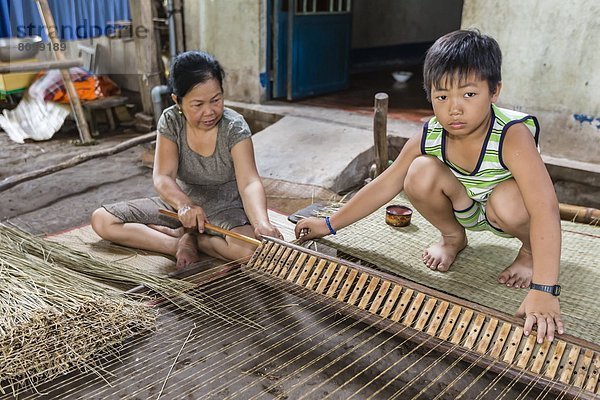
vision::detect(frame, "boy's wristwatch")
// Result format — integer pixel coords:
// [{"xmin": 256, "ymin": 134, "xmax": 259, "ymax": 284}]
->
[{"xmin": 529, "ymin": 283, "xmax": 561, "ymax": 296}]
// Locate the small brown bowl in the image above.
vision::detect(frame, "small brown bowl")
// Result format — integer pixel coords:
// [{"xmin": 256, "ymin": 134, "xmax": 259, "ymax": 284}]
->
[{"xmin": 385, "ymin": 205, "xmax": 413, "ymax": 227}]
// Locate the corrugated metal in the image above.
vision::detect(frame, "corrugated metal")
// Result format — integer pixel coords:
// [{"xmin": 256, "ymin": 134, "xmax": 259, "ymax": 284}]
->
[{"xmin": 0, "ymin": 0, "xmax": 130, "ymax": 40}]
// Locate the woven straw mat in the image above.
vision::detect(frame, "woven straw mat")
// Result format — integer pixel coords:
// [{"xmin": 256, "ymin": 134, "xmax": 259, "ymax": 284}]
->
[
  {"xmin": 47, "ymin": 210, "xmax": 297, "ymax": 277},
  {"xmin": 319, "ymin": 193, "xmax": 600, "ymax": 344}
]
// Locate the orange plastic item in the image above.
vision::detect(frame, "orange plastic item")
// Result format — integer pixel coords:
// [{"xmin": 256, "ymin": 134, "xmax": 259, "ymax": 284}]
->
[{"xmin": 51, "ymin": 75, "xmax": 120, "ymax": 103}]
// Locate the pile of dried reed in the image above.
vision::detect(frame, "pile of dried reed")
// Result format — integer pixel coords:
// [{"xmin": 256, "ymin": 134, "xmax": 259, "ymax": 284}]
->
[
  {"xmin": 0, "ymin": 226, "xmax": 157, "ymax": 393},
  {"xmin": 1, "ymin": 223, "xmax": 264, "ymax": 393},
  {"xmin": 1, "ymin": 225, "xmax": 261, "ymax": 327}
]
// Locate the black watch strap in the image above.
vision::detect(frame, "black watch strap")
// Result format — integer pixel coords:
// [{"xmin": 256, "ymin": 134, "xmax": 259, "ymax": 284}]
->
[{"xmin": 530, "ymin": 283, "xmax": 561, "ymax": 296}]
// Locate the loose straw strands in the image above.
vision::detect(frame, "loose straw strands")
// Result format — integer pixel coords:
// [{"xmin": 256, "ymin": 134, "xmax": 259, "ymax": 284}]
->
[
  {"xmin": 0, "ymin": 225, "xmax": 261, "ymax": 329},
  {"xmin": 2, "ymin": 224, "xmax": 194, "ymax": 295},
  {"xmin": 0, "ymin": 229, "xmax": 156, "ymax": 394},
  {"xmin": 313, "ymin": 203, "xmax": 342, "ymax": 218},
  {"xmin": 0, "ymin": 223, "xmax": 260, "ymax": 395},
  {"xmin": 309, "ymin": 195, "xmax": 350, "ymax": 218}
]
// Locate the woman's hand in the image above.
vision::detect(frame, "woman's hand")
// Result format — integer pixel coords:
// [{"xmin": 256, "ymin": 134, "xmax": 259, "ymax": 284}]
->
[
  {"xmin": 254, "ymin": 221, "xmax": 283, "ymax": 240},
  {"xmin": 294, "ymin": 217, "xmax": 331, "ymax": 242},
  {"xmin": 516, "ymin": 290, "xmax": 564, "ymax": 343},
  {"xmin": 178, "ymin": 204, "xmax": 209, "ymax": 233}
]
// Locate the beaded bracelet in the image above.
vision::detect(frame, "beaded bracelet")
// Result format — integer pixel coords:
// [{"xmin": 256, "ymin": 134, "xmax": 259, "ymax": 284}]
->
[{"xmin": 325, "ymin": 216, "xmax": 336, "ymax": 235}]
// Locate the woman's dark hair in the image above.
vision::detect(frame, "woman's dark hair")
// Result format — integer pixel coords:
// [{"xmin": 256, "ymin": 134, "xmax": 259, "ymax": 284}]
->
[
  {"xmin": 423, "ymin": 29, "xmax": 502, "ymax": 101},
  {"xmin": 169, "ymin": 51, "xmax": 225, "ymax": 102}
]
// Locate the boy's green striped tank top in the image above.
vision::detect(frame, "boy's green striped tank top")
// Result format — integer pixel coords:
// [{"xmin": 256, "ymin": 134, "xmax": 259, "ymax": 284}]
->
[{"xmin": 420, "ymin": 104, "xmax": 539, "ymax": 203}]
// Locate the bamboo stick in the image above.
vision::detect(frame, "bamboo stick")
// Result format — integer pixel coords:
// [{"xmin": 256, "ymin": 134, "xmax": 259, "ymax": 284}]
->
[
  {"xmin": 559, "ymin": 203, "xmax": 600, "ymax": 225},
  {"xmin": 35, "ymin": 0, "xmax": 93, "ymax": 144},
  {"xmin": 158, "ymin": 209, "xmax": 262, "ymax": 247},
  {"xmin": 0, "ymin": 59, "xmax": 82, "ymax": 74},
  {"xmin": 0, "ymin": 131, "xmax": 156, "ymax": 192}
]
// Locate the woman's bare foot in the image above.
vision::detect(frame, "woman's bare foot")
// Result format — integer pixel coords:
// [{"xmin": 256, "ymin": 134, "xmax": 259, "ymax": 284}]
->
[
  {"xmin": 497, "ymin": 246, "xmax": 533, "ymax": 288},
  {"xmin": 175, "ymin": 232, "xmax": 201, "ymax": 269},
  {"xmin": 149, "ymin": 224, "xmax": 184, "ymax": 238},
  {"xmin": 422, "ymin": 232, "xmax": 468, "ymax": 272}
]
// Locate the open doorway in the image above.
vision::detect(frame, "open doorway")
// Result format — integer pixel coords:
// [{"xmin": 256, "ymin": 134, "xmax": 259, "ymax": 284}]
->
[
  {"xmin": 270, "ymin": 0, "xmax": 352, "ymax": 100},
  {"xmin": 271, "ymin": 0, "xmax": 464, "ymax": 122}
]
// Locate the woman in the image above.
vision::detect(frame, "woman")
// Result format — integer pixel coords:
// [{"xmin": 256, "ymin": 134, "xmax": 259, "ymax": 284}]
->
[{"xmin": 91, "ymin": 51, "xmax": 281, "ymax": 267}]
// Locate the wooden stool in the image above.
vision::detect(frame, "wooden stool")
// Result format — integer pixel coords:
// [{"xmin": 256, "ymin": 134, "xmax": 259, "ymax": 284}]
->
[{"xmin": 82, "ymin": 96, "xmax": 128, "ymax": 136}]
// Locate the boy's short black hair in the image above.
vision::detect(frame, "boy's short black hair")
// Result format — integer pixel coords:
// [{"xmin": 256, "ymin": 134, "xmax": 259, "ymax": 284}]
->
[{"xmin": 423, "ymin": 29, "xmax": 502, "ymax": 101}]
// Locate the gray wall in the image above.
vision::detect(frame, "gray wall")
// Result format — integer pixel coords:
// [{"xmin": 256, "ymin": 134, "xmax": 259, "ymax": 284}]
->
[
  {"xmin": 183, "ymin": 0, "xmax": 267, "ymax": 103},
  {"xmin": 351, "ymin": 0, "xmax": 463, "ymax": 48},
  {"xmin": 462, "ymin": 0, "xmax": 600, "ymax": 164}
]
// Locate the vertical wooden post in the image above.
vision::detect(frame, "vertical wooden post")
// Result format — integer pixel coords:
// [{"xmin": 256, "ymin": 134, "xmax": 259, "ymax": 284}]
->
[
  {"xmin": 130, "ymin": 0, "xmax": 162, "ymax": 115},
  {"xmin": 173, "ymin": 0, "xmax": 185, "ymax": 53},
  {"xmin": 373, "ymin": 92, "xmax": 389, "ymax": 177},
  {"xmin": 286, "ymin": 0, "xmax": 296, "ymax": 101},
  {"xmin": 35, "ymin": 0, "xmax": 94, "ymax": 144}
]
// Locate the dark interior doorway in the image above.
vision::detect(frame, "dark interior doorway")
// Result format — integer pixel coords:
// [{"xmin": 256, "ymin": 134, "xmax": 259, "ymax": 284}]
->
[
  {"xmin": 298, "ymin": 63, "xmax": 433, "ymax": 123},
  {"xmin": 276, "ymin": 0, "xmax": 464, "ymax": 123}
]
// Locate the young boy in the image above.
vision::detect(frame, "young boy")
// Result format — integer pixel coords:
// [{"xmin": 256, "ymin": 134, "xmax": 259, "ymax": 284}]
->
[{"xmin": 295, "ymin": 29, "xmax": 564, "ymax": 343}]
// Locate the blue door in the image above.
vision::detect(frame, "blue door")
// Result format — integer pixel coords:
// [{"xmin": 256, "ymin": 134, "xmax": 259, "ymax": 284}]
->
[{"xmin": 273, "ymin": 0, "xmax": 352, "ymax": 100}]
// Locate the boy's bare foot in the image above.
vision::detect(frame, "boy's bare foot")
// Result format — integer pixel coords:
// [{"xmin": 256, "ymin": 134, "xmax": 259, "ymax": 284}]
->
[
  {"xmin": 175, "ymin": 233, "xmax": 201, "ymax": 269},
  {"xmin": 422, "ymin": 233, "xmax": 468, "ymax": 272},
  {"xmin": 149, "ymin": 224, "xmax": 184, "ymax": 238},
  {"xmin": 497, "ymin": 246, "xmax": 533, "ymax": 288}
]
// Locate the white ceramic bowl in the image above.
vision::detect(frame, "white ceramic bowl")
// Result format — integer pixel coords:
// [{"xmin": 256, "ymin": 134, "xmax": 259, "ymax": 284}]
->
[
  {"xmin": 392, "ymin": 71, "xmax": 413, "ymax": 83},
  {"xmin": 0, "ymin": 36, "xmax": 42, "ymax": 62}
]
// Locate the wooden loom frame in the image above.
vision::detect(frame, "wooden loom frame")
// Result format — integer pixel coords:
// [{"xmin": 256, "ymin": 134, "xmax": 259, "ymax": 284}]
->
[{"xmin": 242, "ymin": 237, "xmax": 600, "ymax": 400}]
